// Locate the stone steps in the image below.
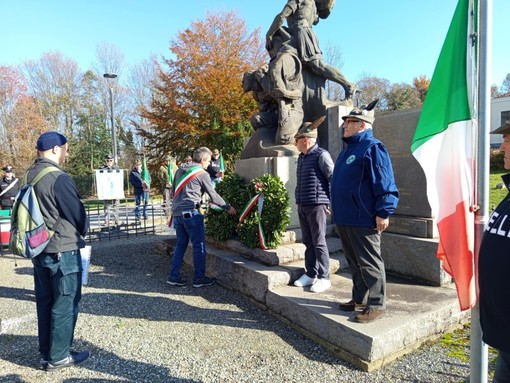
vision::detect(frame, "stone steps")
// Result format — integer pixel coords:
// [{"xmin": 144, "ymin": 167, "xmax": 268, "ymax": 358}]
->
[{"xmin": 155, "ymin": 236, "xmax": 468, "ymax": 371}]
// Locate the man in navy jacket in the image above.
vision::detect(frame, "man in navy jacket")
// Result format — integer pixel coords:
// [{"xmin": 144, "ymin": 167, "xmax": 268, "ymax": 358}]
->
[
  {"xmin": 479, "ymin": 120, "xmax": 510, "ymax": 381},
  {"xmin": 293, "ymin": 116, "xmax": 334, "ymax": 293},
  {"xmin": 331, "ymin": 100, "xmax": 399, "ymax": 323}
]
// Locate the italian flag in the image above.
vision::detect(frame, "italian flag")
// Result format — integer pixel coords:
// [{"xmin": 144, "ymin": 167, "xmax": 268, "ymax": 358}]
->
[
  {"xmin": 141, "ymin": 155, "xmax": 151, "ymax": 188},
  {"xmin": 411, "ymin": 0, "xmax": 477, "ymax": 311},
  {"xmin": 219, "ymin": 151, "xmax": 225, "ymax": 173}
]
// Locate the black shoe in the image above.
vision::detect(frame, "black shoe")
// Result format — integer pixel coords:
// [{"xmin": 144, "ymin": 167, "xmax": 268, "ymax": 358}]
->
[
  {"xmin": 193, "ymin": 277, "xmax": 216, "ymax": 288},
  {"xmin": 338, "ymin": 300, "xmax": 365, "ymax": 312},
  {"xmin": 166, "ymin": 278, "xmax": 187, "ymax": 287},
  {"xmin": 40, "ymin": 354, "xmax": 48, "ymax": 370},
  {"xmin": 46, "ymin": 351, "xmax": 90, "ymax": 371}
]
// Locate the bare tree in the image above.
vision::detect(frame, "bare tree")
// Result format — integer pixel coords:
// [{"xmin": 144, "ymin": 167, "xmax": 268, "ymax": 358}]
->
[
  {"xmin": 128, "ymin": 56, "xmax": 159, "ymax": 160},
  {"xmin": 92, "ymin": 43, "xmax": 132, "ymax": 167},
  {"xmin": 22, "ymin": 51, "xmax": 82, "ymax": 137},
  {"xmin": 322, "ymin": 42, "xmax": 346, "ymax": 101},
  {"xmin": 356, "ymin": 73, "xmax": 391, "ymax": 110}
]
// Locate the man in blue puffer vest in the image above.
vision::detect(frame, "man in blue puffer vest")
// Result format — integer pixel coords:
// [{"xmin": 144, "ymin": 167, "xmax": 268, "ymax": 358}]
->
[
  {"xmin": 293, "ymin": 116, "xmax": 334, "ymax": 293},
  {"xmin": 331, "ymin": 100, "xmax": 399, "ymax": 323}
]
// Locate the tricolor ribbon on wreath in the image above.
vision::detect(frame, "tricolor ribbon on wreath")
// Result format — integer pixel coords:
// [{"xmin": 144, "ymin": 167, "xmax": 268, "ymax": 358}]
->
[{"xmin": 238, "ymin": 182, "xmax": 267, "ymax": 250}]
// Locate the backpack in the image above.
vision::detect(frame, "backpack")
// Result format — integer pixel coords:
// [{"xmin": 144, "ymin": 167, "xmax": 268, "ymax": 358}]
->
[{"xmin": 9, "ymin": 166, "xmax": 60, "ymax": 258}]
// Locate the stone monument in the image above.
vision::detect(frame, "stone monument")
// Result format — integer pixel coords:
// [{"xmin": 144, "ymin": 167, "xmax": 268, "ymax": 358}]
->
[{"xmin": 237, "ymin": 0, "xmax": 356, "ymax": 228}]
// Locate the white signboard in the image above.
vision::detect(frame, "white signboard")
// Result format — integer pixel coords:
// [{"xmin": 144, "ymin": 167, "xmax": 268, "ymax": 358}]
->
[{"xmin": 95, "ymin": 169, "xmax": 125, "ymax": 199}]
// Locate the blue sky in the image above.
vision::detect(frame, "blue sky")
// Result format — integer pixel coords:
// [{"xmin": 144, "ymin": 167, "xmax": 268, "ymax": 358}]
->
[{"xmin": 1, "ymin": 0, "xmax": 508, "ymax": 87}]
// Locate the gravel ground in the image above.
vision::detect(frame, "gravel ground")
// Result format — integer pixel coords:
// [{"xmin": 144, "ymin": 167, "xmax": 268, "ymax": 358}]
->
[{"xmin": 0, "ymin": 234, "xmax": 482, "ymax": 383}]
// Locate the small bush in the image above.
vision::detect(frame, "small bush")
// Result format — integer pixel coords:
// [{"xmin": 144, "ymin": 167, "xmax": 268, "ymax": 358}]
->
[
  {"xmin": 205, "ymin": 173, "xmax": 250, "ymax": 242},
  {"xmin": 490, "ymin": 149, "xmax": 505, "ymax": 171}
]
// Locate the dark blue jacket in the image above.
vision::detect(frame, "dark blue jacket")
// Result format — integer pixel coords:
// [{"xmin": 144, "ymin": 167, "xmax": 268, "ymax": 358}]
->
[
  {"xmin": 295, "ymin": 144, "xmax": 333, "ymax": 206},
  {"xmin": 331, "ymin": 129, "xmax": 399, "ymax": 227},
  {"xmin": 479, "ymin": 173, "xmax": 510, "ymax": 353},
  {"xmin": 129, "ymin": 168, "xmax": 144, "ymax": 194}
]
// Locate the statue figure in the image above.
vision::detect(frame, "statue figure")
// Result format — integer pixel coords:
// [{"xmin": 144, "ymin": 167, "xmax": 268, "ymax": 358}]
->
[
  {"xmin": 239, "ymin": 0, "xmax": 354, "ymax": 159},
  {"xmin": 242, "ymin": 66, "xmax": 278, "ymax": 131},
  {"xmin": 267, "ymin": 27, "xmax": 304, "ymax": 145},
  {"xmin": 241, "ymin": 27, "xmax": 304, "ymax": 154},
  {"xmin": 266, "ymin": 0, "xmax": 356, "ymax": 100}
]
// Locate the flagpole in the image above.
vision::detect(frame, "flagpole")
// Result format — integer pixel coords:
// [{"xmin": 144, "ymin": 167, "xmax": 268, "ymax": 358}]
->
[{"xmin": 471, "ymin": 0, "xmax": 491, "ymax": 381}]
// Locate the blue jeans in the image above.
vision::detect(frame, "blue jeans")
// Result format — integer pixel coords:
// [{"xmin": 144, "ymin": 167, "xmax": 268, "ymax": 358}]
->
[
  {"xmin": 168, "ymin": 213, "xmax": 206, "ymax": 282},
  {"xmin": 134, "ymin": 191, "xmax": 149, "ymax": 219},
  {"xmin": 32, "ymin": 250, "xmax": 82, "ymax": 362}
]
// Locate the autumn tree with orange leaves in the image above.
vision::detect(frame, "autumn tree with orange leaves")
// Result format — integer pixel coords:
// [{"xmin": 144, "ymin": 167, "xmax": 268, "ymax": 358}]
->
[
  {"xmin": 139, "ymin": 11, "xmax": 266, "ymax": 160},
  {"xmin": 0, "ymin": 66, "xmax": 48, "ymax": 174},
  {"xmin": 413, "ymin": 75, "xmax": 431, "ymax": 103}
]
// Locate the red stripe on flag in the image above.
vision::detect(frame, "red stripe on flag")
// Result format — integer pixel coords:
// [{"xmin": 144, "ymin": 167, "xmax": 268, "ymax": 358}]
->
[{"xmin": 436, "ymin": 199, "xmax": 475, "ymax": 311}]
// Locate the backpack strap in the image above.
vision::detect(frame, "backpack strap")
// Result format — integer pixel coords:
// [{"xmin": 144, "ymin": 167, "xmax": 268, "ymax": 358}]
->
[{"xmin": 22, "ymin": 166, "xmax": 61, "ymax": 186}]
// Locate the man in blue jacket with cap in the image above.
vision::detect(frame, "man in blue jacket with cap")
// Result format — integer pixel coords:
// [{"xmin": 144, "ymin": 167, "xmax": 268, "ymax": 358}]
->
[{"xmin": 331, "ymin": 100, "xmax": 399, "ymax": 323}]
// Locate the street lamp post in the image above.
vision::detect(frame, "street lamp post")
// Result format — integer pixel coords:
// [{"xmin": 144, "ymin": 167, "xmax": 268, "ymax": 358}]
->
[{"xmin": 103, "ymin": 73, "xmax": 118, "ymax": 166}]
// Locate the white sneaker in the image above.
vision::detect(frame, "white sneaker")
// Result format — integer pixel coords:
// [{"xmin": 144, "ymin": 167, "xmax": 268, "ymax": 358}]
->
[
  {"xmin": 310, "ymin": 278, "xmax": 331, "ymax": 293},
  {"xmin": 294, "ymin": 274, "xmax": 317, "ymax": 287}
]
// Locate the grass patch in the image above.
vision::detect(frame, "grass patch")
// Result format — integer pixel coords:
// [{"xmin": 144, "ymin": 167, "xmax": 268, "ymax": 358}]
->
[
  {"xmin": 441, "ymin": 323, "xmax": 471, "ymax": 362},
  {"xmin": 440, "ymin": 323, "xmax": 499, "ymax": 378},
  {"xmin": 489, "ymin": 170, "xmax": 507, "ymax": 210}
]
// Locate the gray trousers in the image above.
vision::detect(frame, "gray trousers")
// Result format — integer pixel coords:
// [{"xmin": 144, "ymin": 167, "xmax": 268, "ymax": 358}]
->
[
  {"xmin": 335, "ymin": 225, "xmax": 386, "ymax": 309},
  {"xmin": 298, "ymin": 204, "xmax": 330, "ymax": 279}
]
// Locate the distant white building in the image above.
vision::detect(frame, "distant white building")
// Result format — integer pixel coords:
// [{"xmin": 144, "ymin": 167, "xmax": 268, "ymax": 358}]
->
[{"xmin": 491, "ymin": 96, "xmax": 510, "ymax": 148}]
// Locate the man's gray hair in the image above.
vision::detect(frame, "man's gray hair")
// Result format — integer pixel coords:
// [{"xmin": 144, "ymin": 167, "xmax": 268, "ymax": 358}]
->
[{"xmin": 193, "ymin": 147, "xmax": 212, "ymax": 162}]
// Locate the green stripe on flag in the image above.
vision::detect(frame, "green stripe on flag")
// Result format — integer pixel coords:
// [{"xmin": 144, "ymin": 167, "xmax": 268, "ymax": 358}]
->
[
  {"xmin": 141, "ymin": 155, "xmax": 151, "ymax": 187},
  {"xmin": 411, "ymin": 0, "xmax": 472, "ymax": 153},
  {"xmin": 410, "ymin": 0, "xmax": 478, "ymax": 311},
  {"xmin": 219, "ymin": 151, "xmax": 225, "ymax": 173}
]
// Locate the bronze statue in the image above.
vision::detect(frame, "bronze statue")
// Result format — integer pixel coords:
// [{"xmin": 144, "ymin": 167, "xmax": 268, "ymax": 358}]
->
[{"xmin": 266, "ymin": 0, "xmax": 356, "ymax": 100}]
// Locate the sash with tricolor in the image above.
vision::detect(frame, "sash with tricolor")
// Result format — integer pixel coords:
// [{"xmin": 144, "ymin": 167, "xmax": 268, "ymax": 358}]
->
[
  {"xmin": 238, "ymin": 184, "xmax": 267, "ymax": 250},
  {"xmin": 168, "ymin": 166, "xmax": 203, "ymax": 228}
]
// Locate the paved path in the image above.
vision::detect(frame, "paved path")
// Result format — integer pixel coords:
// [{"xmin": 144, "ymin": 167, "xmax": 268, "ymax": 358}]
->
[{"xmin": 0, "ymin": 234, "xmax": 473, "ymax": 382}]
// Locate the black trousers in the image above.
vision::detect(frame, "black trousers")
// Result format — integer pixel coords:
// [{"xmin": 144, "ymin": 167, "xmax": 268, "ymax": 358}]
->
[{"xmin": 32, "ymin": 250, "xmax": 82, "ymax": 362}]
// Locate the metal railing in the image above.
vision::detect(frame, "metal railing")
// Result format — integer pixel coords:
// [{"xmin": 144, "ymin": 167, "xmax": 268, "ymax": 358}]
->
[{"xmin": 85, "ymin": 200, "xmax": 171, "ymax": 242}]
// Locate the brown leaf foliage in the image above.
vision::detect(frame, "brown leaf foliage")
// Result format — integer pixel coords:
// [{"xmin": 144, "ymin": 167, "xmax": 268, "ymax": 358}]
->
[
  {"xmin": 413, "ymin": 75, "xmax": 431, "ymax": 103},
  {"xmin": 7, "ymin": 95, "xmax": 49, "ymax": 174},
  {"xmin": 140, "ymin": 11, "xmax": 266, "ymax": 159}
]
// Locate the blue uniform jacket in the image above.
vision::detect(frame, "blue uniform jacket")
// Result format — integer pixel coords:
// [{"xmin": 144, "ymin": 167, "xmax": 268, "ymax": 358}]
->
[
  {"xmin": 479, "ymin": 173, "xmax": 510, "ymax": 353},
  {"xmin": 331, "ymin": 129, "xmax": 399, "ymax": 227}
]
